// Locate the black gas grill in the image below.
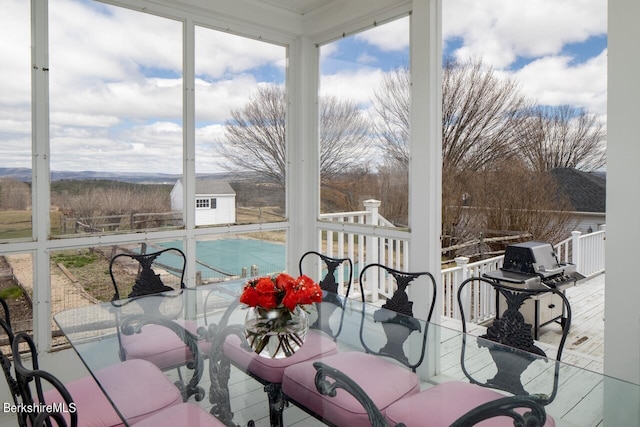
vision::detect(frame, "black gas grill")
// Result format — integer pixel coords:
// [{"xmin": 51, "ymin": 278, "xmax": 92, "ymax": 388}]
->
[
  {"xmin": 484, "ymin": 241, "xmax": 585, "ymax": 291},
  {"xmin": 483, "ymin": 241, "xmax": 585, "ymax": 339}
]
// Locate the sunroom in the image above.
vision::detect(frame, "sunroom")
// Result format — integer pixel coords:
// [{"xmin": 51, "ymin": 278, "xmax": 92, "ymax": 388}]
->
[{"xmin": 0, "ymin": 0, "xmax": 639, "ymax": 425}]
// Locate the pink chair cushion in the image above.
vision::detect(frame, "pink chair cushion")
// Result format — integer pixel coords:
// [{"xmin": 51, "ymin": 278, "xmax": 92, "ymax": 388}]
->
[
  {"xmin": 131, "ymin": 403, "xmax": 225, "ymax": 427},
  {"xmin": 44, "ymin": 359, "xmax": 182, "ymax": 427},
  {"xmin": 282, "ymin": 351, "xmax": 420, "ymax": 427},
  {"xmin": 223, "ymin": 329, "xmax": 338, "ymax": 383},
  {"xmin": 121, "ymin": 319, "xmax": 211, "ymax": 370},
  {"xmin": 385, "ymin": 381, "xmax": 556, "ymax": 427}
]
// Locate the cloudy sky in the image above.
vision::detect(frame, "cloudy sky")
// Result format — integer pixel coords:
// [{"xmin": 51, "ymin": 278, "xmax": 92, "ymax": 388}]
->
[{"xmin": 0, "ymin": 0, "xmax": 607, "ymax": 176}]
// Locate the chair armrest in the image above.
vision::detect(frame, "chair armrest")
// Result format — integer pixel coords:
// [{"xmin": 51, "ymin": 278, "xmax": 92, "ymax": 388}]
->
[
  {"xmin": 120, "ymin": 314, "xmax": 205, "ymax": 401},
  {"xmin": 33, "ymin": 411, "xmax": 72, "ymax": 427},
  {"xmin": 12, "ymin": 332, "xmax": 79, "ymax": 427},
  {"xmin": 450, "ymin": 394, "xmax": 547, "ymax": 427},
  {"xmin": 312, "ymin": 361, "xmax": 406, "ymax": 427}
]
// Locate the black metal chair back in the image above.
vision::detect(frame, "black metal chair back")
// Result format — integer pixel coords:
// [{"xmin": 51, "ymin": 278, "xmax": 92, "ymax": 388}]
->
[
  {"xmin": 108, "ymin": 245, "xmax": 204, "ymax": 400},
  {"xmin": 12, "ymin": 331, "xmax": 78, "ymax": 427},
  {"xmin": 109, "ymin": 246, "xmax": 186, "ymax": 302},
  {"xmin": 298, "ymin": 251, "xmax": 354, "ymax": 339},
  {"xmin": 109, "ymin": 246, "xmax": 187, "ymax": 342},
  {"xmin": 457, "ymin": 276, "xmax": 572, "ymax": 403},
  {"xmin": 357, "ymin": 263, "xmax": 437, "ymax": 371}
]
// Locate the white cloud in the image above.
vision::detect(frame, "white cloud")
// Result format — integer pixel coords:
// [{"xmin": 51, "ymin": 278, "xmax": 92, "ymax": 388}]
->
[
  {"xmin": 48, "ymin": 78, "xmax": 183, "ymax": 123},
  {"xmin": 514, "ymin": 50, "xmax": 607, "ymax": 117},
  {"xmin": 50, "ymin": 121, "xmax": 184, "ymax": 174},
  {"xmin": 354, "ymin": 16, "xmax": 410, "ymax": 52},
  {"xmin": 320, "ymin": 68, "xmax": 384, "ymax": 106},
  {"xmin": 195, "ymin": 27, "xmax": 286, "ymax": 79},
  {"xmin": 195, "ymin": 75, "xmax": 262, "ymax": 122},
  {"xmin": 196, "ymin": 124, "xmax": 228, "ymax": 173},
  {"xmin": 357, "ymin": 52, "xmax": 378, "ymax": 65},
  {"xmin": 442, "ymin": 0, "xmax": 607, "ymax": 117},
  {"xmin": 0, "ymin": 1, "xmax": 30, "ymax": 104},
  {"xmin": 443, "ymin": 0, "xmax": 606, "ymax": 68},
  {"xmin": 48, "ymin": 0, "xmax": 183, "ymax": 84},
  {"xmin": 319, "ymin": 43, "xmax": 338, "ymax": 60},
  {"xmin": 50, "ymin": 112, "xmax": 121, "ymax": 128}
]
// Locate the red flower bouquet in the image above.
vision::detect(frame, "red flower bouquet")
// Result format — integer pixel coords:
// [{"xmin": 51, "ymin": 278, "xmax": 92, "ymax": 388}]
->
[
  {"xmin": 239, "ymin": 273, "xmax": 323, "ymax": 312},
  {"xmin": 240, "ymin": 273, "xmax": 322, "ymax": 358}
]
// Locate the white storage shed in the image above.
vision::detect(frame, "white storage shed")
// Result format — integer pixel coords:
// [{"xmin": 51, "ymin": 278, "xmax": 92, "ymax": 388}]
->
[{"xmin": 171, "ymin": 178, "xmax": 236, "ymax": 226}]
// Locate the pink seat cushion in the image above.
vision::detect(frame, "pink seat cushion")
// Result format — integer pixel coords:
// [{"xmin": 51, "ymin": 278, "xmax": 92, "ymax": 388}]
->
[
  {"xmin": 282, "ymin": 352, "xmax": 420, "ymax": 427},
  {"xmin": 44, "ymin": 359, "xmax": 182, "ymax": 427},
  {"xmin": 385, "ymin": 381, "xmax": 555, "ymax": 427},
  {"xmin": 223, "ymin": 329, "xmax": 338, "ymax": 383},
  {"xmin": 131, "ymin": 403, "xmax": 225, "ymax": 427},
  {"xmin": 121, "ymin": 319, "xmax": 211, "ymax": 370}
]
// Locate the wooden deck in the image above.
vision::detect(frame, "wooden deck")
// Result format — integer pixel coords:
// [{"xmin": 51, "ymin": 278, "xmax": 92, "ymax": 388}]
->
[
  {"xmin": 442, "ymin": 273, "xmax": 605, "ymax": 370},
  {"xmin": 538, "ymin": 273, "xmax": 605, "ymax": 365}
]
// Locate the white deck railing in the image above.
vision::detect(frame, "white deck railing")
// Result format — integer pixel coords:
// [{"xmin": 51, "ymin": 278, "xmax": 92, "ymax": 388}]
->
[
  {"xmin": 318, "ymin": 201, "xmax": 606, "ymax": 323},
  {"xmin": 440, "ymin": 227, "xmax": 606, "ymax": 322},
  {"xmin": 318, "ymin": 199, "xmax": 409, "ymax": 302}
]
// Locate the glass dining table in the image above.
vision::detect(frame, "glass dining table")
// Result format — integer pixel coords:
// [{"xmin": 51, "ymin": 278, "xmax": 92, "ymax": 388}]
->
[{"xmin": 53, "ymin": 281, "xmax": 640, "ymax": 427}]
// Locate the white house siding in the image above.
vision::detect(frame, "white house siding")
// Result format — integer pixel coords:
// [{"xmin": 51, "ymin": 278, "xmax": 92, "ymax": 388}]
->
[
  {"xmin": 572, "ymin": 212, "xmax": 606, "ymax": 234},
  {"xmin": 195, "ymin": 193, "xmax": 236, "ymax": 225}
]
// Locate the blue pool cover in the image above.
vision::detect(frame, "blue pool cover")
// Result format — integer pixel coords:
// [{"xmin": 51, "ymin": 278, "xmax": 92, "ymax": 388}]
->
[{"xmin": 155, "ymin": 239, "xmax": 286, "ymax": 281}]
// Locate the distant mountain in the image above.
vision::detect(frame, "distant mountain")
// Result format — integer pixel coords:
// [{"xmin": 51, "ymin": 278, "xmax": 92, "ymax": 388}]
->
[{"xmin": 0, "ymin": 167, "xmax": 236, "ymax": 184}]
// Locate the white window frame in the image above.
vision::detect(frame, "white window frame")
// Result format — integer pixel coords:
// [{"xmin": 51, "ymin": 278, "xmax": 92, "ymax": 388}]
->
[{"xmin": 196, "ymin": 198, "xmax": 210, "ymax": 209}]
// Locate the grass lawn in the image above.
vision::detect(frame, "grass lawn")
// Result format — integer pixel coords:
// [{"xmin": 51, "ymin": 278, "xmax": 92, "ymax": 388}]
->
[{"xmin": 0, "ymin": 210, "xmax": 63, "ymax": 239}]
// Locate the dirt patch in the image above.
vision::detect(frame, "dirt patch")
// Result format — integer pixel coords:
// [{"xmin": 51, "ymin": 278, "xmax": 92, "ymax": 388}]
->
[
  {"xmin": 0, "ymin": 256, "xmax": 33, "ymax": 333},
  {"xmin": 1, "ymin": 250, "xmax": 119, "ymax": 332}
]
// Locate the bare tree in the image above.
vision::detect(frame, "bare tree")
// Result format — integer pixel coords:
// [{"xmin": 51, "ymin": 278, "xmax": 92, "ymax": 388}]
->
[
  {"xmin": 319, "ymin": 95, "xmax": 371, "ymax": 183},
  {"xmin": 0, "ymin": 178, "xmax": 31, "ymax": 210},
  {"xmin": 372, "ymin": 61, "xmax": 584, "ymax": 248},
  {"xmin": 56, "ymin": 184, "xmax": 171, "ymax": 230},
  {"xmin": 465, "ymin": 159, "xmax": 576, "ymax": 248},
  {"xmin": 372, "ymin": 67, "xmax": 410, "ymax": 167},
  {"xmin": 517, "ymin": 105, "xmax": 606, "ymax": 172},
  {"xmin": 216, "ymin": 84, "xmax": 370, "ymax": 188},
  {"xmin": 373, "ymin": 60, "xmax": 532, "ymax": 172},
  {"xmin": 442, "ymin": 59, "xmax": 532, "ymax": 172},
  {"xmin": 372, "ymin": 60, "xmax": 534, "ymax": 230},
  {"xmin": 217, "ymin": 84, "xmax": 286, "ymax": 187}
]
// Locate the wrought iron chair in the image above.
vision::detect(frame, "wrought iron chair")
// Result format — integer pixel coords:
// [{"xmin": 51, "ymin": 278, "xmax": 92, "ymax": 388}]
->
[
  {"xmin": 382, "ymin": 276, "xmax": 571, "ymax": 426},
  {"xmin": 11, "ymin": 332, "xmax": 78, "ymax": 427},
  {"xmin": 207, "ymin": 252, "xmax": 354, "ymax": 426},
  {"xmin": 298, "ymin": 251, "xmax": 354, "ymax": 340},
  {"xmin": 109, "ymin": 246, "xmax": 209, "ymax": 400},
  {"xmin": 11, "ymin": 331, "xmax": 227, "ymax": 427},
  {"xmin": 309, "ymin": 276, "xmax": 570, "ymax": 426},
  {"xmin": 281, "ymin": 263, "xmax": 437, "ymax": 427},
  {"xmin": 0, "ymin": 295, "xmax": 190, "ymax": 427},
  {"xmin": 0, "ymin": 297, "xmax": 22, "ymax": 422},
  {"xmin": 312, "ymin": 360, "xmax": 548, "ymax": 427}
]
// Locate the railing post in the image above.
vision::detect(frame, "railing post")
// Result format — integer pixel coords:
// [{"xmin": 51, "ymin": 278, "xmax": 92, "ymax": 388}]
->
[
  {"xmin": 454, "ymin": 256, "xmax": 470, "ymax": 321},
  {"xmin": 572, "ymin": 230, "xmax": 582, "ymax": 273},
  {"xmin": 363, "ymin": 200, "xmax": 381, "ymax": 302}
]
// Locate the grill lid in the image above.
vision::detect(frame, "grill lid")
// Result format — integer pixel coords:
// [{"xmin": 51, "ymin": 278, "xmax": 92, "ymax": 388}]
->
[
  {"xmin": 484, "ymin": 241, "xmax": 585, "ymax": 289},
  {"xmin": 501, "ymin": 241, "xmax": 565, "ymax": 277}
]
